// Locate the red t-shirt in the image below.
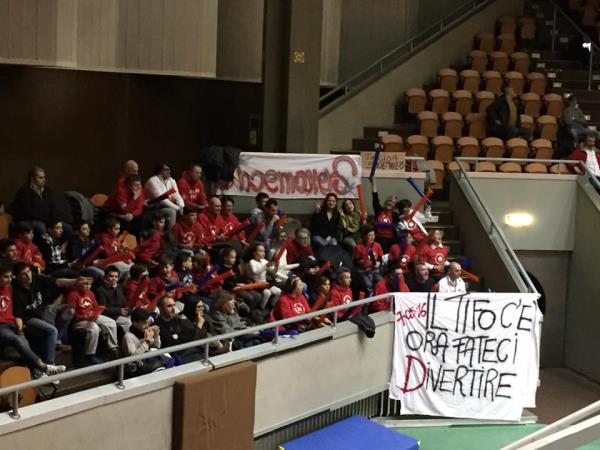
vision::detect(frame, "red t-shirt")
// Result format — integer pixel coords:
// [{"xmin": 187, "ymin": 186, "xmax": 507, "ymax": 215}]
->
[
  {"xmin": 15, "ymin": 239, "xmax": 45, "ymax": 269},
  {"xmin": 172, "ymin": 220, "xmax": 205, "ymax": 249},
  {"xmin": 177, "ymin": 171, "xmax": 207, "ymax": 209},
  {"xmin": 123, "ymin": 278, "xmax": 152, "ymax": 309},
  {"xmin": 389, "ymin": 243, "xmax": 416, "ymax": 273},
  {"xmin": 353, "ymin": 241, "xmax": 384, "ymax": 270},
  {"xmin": 371, "ymin": 275, "xmax": 409, "ymax": 312},
  {"xmin": 104, "ymin": 185, "xmax": 144, "ymax": 217},
  {"xmin": 96, "ymin": 232, "xmax": 120, "ymax": 257},
  {"xmin": 135, "ymin": 230, "xmax": 162, "ymax": 264},
  {"xmin": 222, "ymin": 213, "xmax": 246, "ymax": 240},
  {"xmin": 285, "ymin": 240, "xmax": 314, "ymax": 265},
  {"xmin": 327, "ymin": 284, "xmax": 357, "ymax": 318},
  {"xmin": 66, "ymin": 288, "xmax": 100, "ymax": 322},
  {"xmin": 416, "ymin": 242, "xmax": 448, "ymax": 275},
  {"xmin": 197, "ymin": 211, "xmax": 227, "ymax": 247},
  {"xmin": 273, "ymin": 293, "xmax": 310, "ymax": 320},
  {"xmin": 375, "ymin": 210, "xmax": 394, "ymax": 239},
  {"xmin": 0, "ymin": 285, "xmax": 16, "ymax": 325}
]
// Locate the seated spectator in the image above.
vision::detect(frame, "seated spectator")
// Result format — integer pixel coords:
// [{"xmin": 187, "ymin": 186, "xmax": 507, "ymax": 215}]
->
[
  {"xmin": 172, "ymin": 206, "xmax": 205, "ymax": 254},
  {"xmin": 182, "ymin": 298, "xmax": 227, "ymax": 356},
  {"xmin": 326, "ymin": 268, "xmax": 355, "ymax": 319},
  {"xmin": 114, "ymin": 160, "xmax": 139, "ymax": 192},
  {"xmin": 437, "ymin": 262, "xmax": 466, "ymax": 293},
  {"xmin": 39, "ymin": 219, "xmax": 77, "ymax": 277},
  {"xmin": 286, "ymin": 227, "xmax": 314, "ymax": 266},
  {"xmin": 272, "ymin": 275, "xmax": 313, "ymax": 330},
  {"xmin": 340, "ymin": 199, "xmax": 366, "ymax": 253},
  {"xmin": 352, "ymin": 225, "xmax": 383, "ymax": 296},
  {"xmin": 566, "ymin": 133, "xmax": 600, "ymax": 182},
  {"xmin": 197, "ymin": 196, "xmax": 227, "ymax": 249},
  {"xmin": 10, "ymin": 166, "xmax": 74, "ymax": 239},
  {"xmin": 396, "ymin": 199, "xmax": 431, "ymax": 244},
  {"xmin": 388, "ymin": 232, "xmax": 416, "ymax": 273},
  {"xmin": 95, "ymin": 217, "xmax": 133, "ymax": 276},
  {"xmin": 372, "ymin": 261, "xmax": 408, "ymax": 313},
  {"xmin": 121, "ymin": 308, "xmax": 167, "ymax": 375},
  {"xmin": 66, "ymin": 222, "xmax": 93, "ymax": 262},
  {"xmin": 309, "ymin": 275, "xmax": 331, "ymax": 308},
  {"xmin": 123, "ymin": 264, "xmax": 152, "ymax": 310},
  {"xmin": 486, "ymin": 87, "xmax": 532, "ymax": 141},
  {"xmin": 14, "ymin": 222, "xmax": 45, "ymax": 272},
  {"xmin": 221, "ymin": 196, "xmax": 246, "ymax": 243},
  {"xmin": 135, "ymin": 212, "xmax": 167, "ymax": 268},
  {"xmin": 405, "ymin": 262, "xmax": 436, "ymax": 293},
  {"xmin": 0, "ymin": 238, "xmax": 18, "ymax": 269},
  {"xmin": 148, "ymin": 256, "xmax": 180, "ymax": 300},
  {"xmin": 177, "ymin": 164, "xmax": 208, "ymax": 211},
  {"xmin": 104, "ymin": 174, "xmax": 145, "ymax": 233},
  {"xmin": 246, "ymin": 242, "xmax": 282, "ymax": 309},
  {"xmin": 144, "ymin": 162, "xmax": 184, "ymax": 230},
  {"xmin": 416, "ymin": 229, "xmax": 449, "ymax": 281},
  {"xmin": 310, "ymin": 193, "xmax": 340, "ymax": 249},
  {"xmin": 154, "ymin": 296, "xmax": 204, "ymax": 363},
  {"xmin": 370, "ymin": 179, "xmax": 399, "ymax": 253},
  {"xmin": 67, "ymin": 275, "xmax": 119, "ymax": 365},
  {"xmin": 250, "ymin": 192, "xmax": 269, "ymax": 216},
  {"xmin": 269, "ymin": 231, "xmax": 300, "ymax": 283},
  {"xmin": 250, "ymin": 198, "xmax": 281, "ymax": 251},
  {"xmin": 562, "ymin": 95, "xmax": 600, "ymax": 146},
  {"xmin": 12, "ymin": 262, "xmax": 76, "ymax": 364},
  {"xmin": 0, "ymin": 265, "xmax": 66, "ymax": 377},
  {"xmin": 214, "ymin": 246, "xmax": 261, "ymax": 312},
  {"xmin": 94, "ymin": 266, "xmax": 131, "ymax": 334},
  {"xmin": 211, "ymin": 289, "xmax": 263, "ymax": 350},
  {"xmin": 175, "ymin": 253, "xmax": 194, "ymax": 287}
]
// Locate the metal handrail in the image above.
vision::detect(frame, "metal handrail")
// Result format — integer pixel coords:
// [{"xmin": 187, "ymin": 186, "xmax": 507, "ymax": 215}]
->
[
  {"xmin": 319, "ymin": 0, "xmax": 491, "ymax": 109},
  {"xmin": 454, "ymin": 158, "xmax": 538, "ymax": 294},
  {"xmin": 0, "ymin": 293, "xmax": 394, "ymax": 418}
]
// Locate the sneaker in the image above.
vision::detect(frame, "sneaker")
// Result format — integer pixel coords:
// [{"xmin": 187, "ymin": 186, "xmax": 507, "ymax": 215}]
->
[
  {"xmin": 34, "ymin": 372, "xmax": 61, "ymax": 385},
  {"xmin": 87, "ymin": 355, "xmax": 104, "ymax": 365},
  {"xmin": 44, "ymin": 364, "xmax": 67, "ymax": 376}
]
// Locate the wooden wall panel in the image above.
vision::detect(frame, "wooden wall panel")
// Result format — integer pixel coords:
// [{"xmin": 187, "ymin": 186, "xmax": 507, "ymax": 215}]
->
[
  {"xmin": 0, "ymin": 1, "xmax": 9, "ymax": 58},
  {"xmin": 8, "ymin": 0, "xmax": 38, "ymax": 61}
]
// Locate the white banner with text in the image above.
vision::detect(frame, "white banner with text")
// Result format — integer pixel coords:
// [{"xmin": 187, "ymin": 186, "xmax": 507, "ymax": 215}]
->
[{"xmin": 389, "ymin": 292, "xmax": 541, "ymax": 421}]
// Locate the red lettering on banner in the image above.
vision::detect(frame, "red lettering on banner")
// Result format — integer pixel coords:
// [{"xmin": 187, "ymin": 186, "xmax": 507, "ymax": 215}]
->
[
  {"xmin": 235, "ymin": 156, "xmax": 359, "ymax": 196},
  {"xmin": 396, "ymin": 302, "xmax": 428, "ymax": 326},
  {"xmin": 399, "ymin": 355, "xmax": 426, "ymax": 393}
]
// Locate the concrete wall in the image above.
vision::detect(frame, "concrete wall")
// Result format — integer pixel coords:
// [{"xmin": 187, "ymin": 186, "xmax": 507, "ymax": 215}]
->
[
  {"xmin": 565, "ymin": 180, "xmax": 600, "ymax": 382},
  {"xmin": 469, "ymin": 174, "xmax": 578, "ymax": 252},
  {"xmin": 318, "ymin": 0, "xmax": 524, "ymax": 153}
]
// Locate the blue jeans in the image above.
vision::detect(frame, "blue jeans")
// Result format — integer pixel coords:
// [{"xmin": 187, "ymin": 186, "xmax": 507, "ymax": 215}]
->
[
  {"xmin": 0, "ymin": 323, "xmax": 42, "ymax": 369},
  {"xmin": 24, "ymin": 318, "xmax": 58, "ymax": 363}
]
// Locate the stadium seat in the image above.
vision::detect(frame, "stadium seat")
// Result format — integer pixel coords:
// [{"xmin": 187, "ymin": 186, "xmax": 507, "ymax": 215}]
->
[
  {"xmin": 430, "ymin": 89, "xmax": 450, "ymax": 114},
  {"xmin": 428, "ymin": 160, "xmax": 446, "ymax": 189},
  {"xmin": 506, "ymin": 137, "xmax": 530, "ymax": 158},
  {"xmin": 544, "ymin": 93, "xmax": 564, "ymax": 118},
  {"xmin": 476, "ymin": 91, "xmax": 495, "ymax": 113},
  {"xmin": 0, "ymin": 213, "xmax": 12, "ymax": 239},
  {"xmin": 520, "ymin": 114, "xmax": 534, "ymax": 133},
  {"xmin": 442, "ymin": 112, "xmax": 464, "ymax": 139},
  {"xmin": 550, "ymin": 163, "xmax": 573, "ymax": 174},
  {"xmin": 499, "ymin": 162, "xmax": 523, "ymax": 173},
  {"xmin": 525, "ymin": 162, "xmax": 548, "ymax": 173},
  {"xmin": 469, "ymin": 50, "xmax": 488, "ymax": 74},
  {"xmin": 417, "ymin": 111, "xmax": 439, "ymax": 138},
  {"xmin": 537, "ymin": 115, "xmax": 558, "ymax": 141},
  {"xmin": 460, "ymin": 69, "xmax": 481, "ymax": 94},
  {"xmin": 466, "ymin": 112, "xmax": 486, "ymax": 139},
  {"xmin": 452, "ymin": 90, "xmax": 473, "ymax": 115},
  {"xmin": 483, "ymin": 71, "xmax": 503, "ymax": 94},
  {"xmin": 531, "ymin": 138, "xmax": 554, "ymax": 159},
  {"xmin": 432, "ymin": 136, "xmax": 455, "ymax": 163},
  {"xmin": 90, "ymin": 193, "xmax": 109, "ymax": 208},
  {"xmin": 491, "ymin": 51, "xmax": 510, "ymax": 74},
  {"xmin": 482, "ymin": 137, "xmax": 505, "ymax": 158},
  {"xmin": 511, "ymin": 52, "xmax": 531, "ymax": 75},
  {"xmin": 123, "ymin": 233, "xmax": 138, "ymax": 251},
  {"xmin": 504, "ymin": 71, "xmax": 525, "ymax": 95},
  {"xmin": 518, "ymin": 17, "xmax": 536, "ymax": 41},
  {"xmin": 405, "ymin": 135, "xmax": 430, "ymax": 159},
  {"xmin": 476, "ymin": 161, "xmax": 497, "ymax": 172},
  {"xmin": 498, "ymin": 16, "xmax": 517, "ymax": 35},
  {"xmin": 521, "ymin": 92, "xmax": 542, "ymax": 118},
  {"xmin": 381, "ymin": 134, "xmax": 404, "ymax": 152},
  {"xmin": 497, "ymin": 34, "xmax": 516, "ymax": 55},
  {"xmin": 457, "ymin": 136, "xmax": 480, "ymax": 157},
  {"xmin": 438, "ymin": 68, "xmax": 458, "ymax": 92},
  {"xmin": 527, "ymin": 72, "xmax": 547, "ymax": 96},
  {"xmin": 406, "ymin": 88, "xmax": 427, "ymax": 114},
  {"xmin": 476, "ymin": 32, "xmax": 495, "ymax": 54},
  {"xmin": 447, "ymin": 160, "xmax": 471, "ymax": 172}
]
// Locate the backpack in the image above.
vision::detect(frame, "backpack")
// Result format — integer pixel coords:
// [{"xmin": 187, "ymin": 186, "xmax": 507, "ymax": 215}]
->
[{"xmin": 64, "ymin": 191, "xmax": 95, "ymax": 225}]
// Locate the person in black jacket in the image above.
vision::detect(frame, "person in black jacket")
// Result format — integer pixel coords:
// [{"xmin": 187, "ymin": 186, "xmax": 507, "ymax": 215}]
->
[
  {"xmin": 404, "ymin": 262, "xmax": 436, "ymax": 293},
  {"xmin": 485, "ymin": 87, "xmax": 532, "ymax": 141},
  {"xmin": 94, "ymin": 266, "xmax": 131, "ymax": 335},
  {"xmin": 310, "ymin": 193, "xmax": 340, "ymax": 249}
]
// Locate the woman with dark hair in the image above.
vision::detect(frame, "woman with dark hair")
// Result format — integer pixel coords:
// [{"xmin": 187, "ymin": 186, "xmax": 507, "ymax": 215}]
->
[
  {"xmin": 272, "ymin": 276, "xmax": 313, "ymax": 331},
  {"xmin": 181, "ymin": 298, "xmax": 227, "ymax": 355},
  {"xmin": 339, "ymin": 199, "xmax": 366, "ymax": 253},
  {"xmin": 352, "ymin": 225, "xmax": 383, "ymax": 297},
  {"xmin": 144, "ymin": 162, "xmax": 184, "ymax": 230},
  {"xmin": 310, "ymin": 193, "xmax": 340, "ymax": 249},
  {"xmin": 309, "ymin": 275, "xmax": 331, "ymax": 308},
  {"xmin": 211, "ymin": 289, "xmax": 263, "ymax": 350}
]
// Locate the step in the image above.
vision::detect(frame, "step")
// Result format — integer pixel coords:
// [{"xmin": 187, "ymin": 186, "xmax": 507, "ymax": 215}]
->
[
  {"xmin": 443, "ymin": 239, "xmax": 464, "ymax": 255},
  {"xmin": 363, "ymin": 124, "xmax": 416, "ymax": 139}
]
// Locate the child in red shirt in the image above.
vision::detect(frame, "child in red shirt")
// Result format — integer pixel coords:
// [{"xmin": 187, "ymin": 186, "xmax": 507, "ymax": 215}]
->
[
  {"xmin": 135, "ymin": 213, "xmax": 167, "ymax": 268},
  {"xmin": 171, "ymin": 207, "xmax": 205, "ymax": 252},
  {"xmin": 13, "ymin": 222, "xmax": 45, "ymax": 271}
]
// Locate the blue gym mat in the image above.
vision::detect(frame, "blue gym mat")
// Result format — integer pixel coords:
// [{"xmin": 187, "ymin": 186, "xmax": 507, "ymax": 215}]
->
[{"xmin": 279, "ymin": 416, "xmax": 419, "ymax": 450}]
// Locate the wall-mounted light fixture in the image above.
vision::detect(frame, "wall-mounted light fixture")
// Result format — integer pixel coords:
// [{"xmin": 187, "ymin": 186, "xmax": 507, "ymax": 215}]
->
[{"xmin": 504, "ymin": 212, "xmax": 534, "ymax": 228}]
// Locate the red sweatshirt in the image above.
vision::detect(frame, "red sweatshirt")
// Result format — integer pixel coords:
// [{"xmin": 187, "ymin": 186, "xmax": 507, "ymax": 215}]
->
[
  {"xmin": 135, "ymin": 230, "xmax": 162, "ymax": 264},
  {"xmin": 123, "ymin": 278, "xmax": 151, "ymax": 309},
  {"xmin": 389, "ymin": 243, "xmax": 416, "ymax": 273},
  {"xmin": 285, "ymin": 240, "xmax": 314, "ymax": 265},
  {"xmin": 326, "ymin": 284, "xmax": 357, "ymax": 318},
  {"xmin": 222, "ymin": 213, "xmax": 246, "ymax": 240},
  {"xmin": 148, "ymin": 272, "xmax": 179, "ymax": 298},
  {"xmin": 177, "ymin": 170, "xmax": 207, "ymax": 209},
  {"xmin": 416, "ymin": 242, "xmax": 448, "ymax": 275},
  {"xmin": 172, "ymin": 220, "xmax": 205, "ymax": 249},
  {"xmin": 372, "ymin": 275, "xmax": 409, "ymax": 312},
  {"xmin": 376, "ymin": 210, "xmax": 394, "ymax": 239},
  {"xmin": 96, "ymin": 232, "xmax": 121, "ymax": 257},
  {"xmin": 197, "ymin": 211, "xmax": 227, "ymax": 247},
  {"xmin": 0, "ymin": 285, "xmax": 16, "ymax": 325},
  {"xmin": 353, "ymin": 241, "xmax": 384, "ymax": 270},
  {"xmin": 66, "ymin": 288, "xmax": 101, "ymax": 321},
  {"xmin": 404, "ymin": 217, "xmax": 427, "ymax": 242},
  {"xmin": 104, "ymin": 185, "xmax": 144, "ymax": 217},
  {"xmin": 273, "ymin": 293, "xmax": 310, "ymax": 320},
  {"xmin": 15, "ymin": 239, "xmax": 45, "ymax": 269}
]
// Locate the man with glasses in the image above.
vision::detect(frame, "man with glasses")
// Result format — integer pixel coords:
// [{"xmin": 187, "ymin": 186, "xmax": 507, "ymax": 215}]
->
[{"xmin": 286, "ymin": 227, "xmax": 314, "ymax": 265}]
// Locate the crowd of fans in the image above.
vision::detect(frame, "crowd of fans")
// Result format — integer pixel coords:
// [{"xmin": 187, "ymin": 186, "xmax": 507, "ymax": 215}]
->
[{"xmin": 0, "ymin": 159, "xmax": 469, "ymax": 379}]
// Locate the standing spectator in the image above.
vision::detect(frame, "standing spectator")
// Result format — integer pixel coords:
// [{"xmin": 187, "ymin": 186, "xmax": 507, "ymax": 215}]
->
[
  {"xmin": 172, "ymin": 207, "xmax": 205, "ymax": 254},
  {"xmin": 405, "ymin": 262, "xmax": 436, "ymax": 293},
  {"xmin": 285, "ymin": 228, "xmax": 314, "ymax": 265},
  {"xmin": 352, "ymin": 225, "xmax": 383, "ymax": 296},
  {"xmin": 0, "ymin": 265, "xmax": 66, "ymax": 377},
  {"xmin": 104, "ymin": 174, "xmax": 145, "ymax": 233},
  {"xmin": 177, "ymin": 164, "xmax": 208, "ymax": 211},
  {"xmin": 339, "ymin": 199, "xmax": 366, "ymax": 253},
  {"xmin": 396, "ymin": 199, "xmax": 431, "ymax": 244},
  {"xmin": 67, "ymin": 276, "xmax": 119, "ymax": 365},
  {"xmin": 197, "ymin": 196, "xmax": 227, "ymax": 249},
  {"xmin": 144, "ymin": 162, "xmax": 184, "ymax": 229},
  {"xmin": 370, "ymin": 179, "xmax": 398, "ymax": 253},
  {"xmin": 310, "ymin": 193, "xmax": 340, "ymax": 249},
  {"xmin": 416, "ymin": 229, "xmax": 449, "ymax": 281},
  {"xmin": 437, "ymin": 262, "xmax": 466, "ymax": 293},
  {"xmin": 486, "ymin": 87, "xmax": 532, "ymax": 141},
  {"xmin": 94, "ymin": 266, "xmax": 131, "ymax": 334},
  {"xmin": 250, "ymin": 193, "xmax": 269, "ymax": 216},
  {"xmin": 566, "ymin": 133, "xmax": 600, "ymax": 181},
  {"xmin": 221, "ymin": 196, "xmax": 246, "ymax": 243}
]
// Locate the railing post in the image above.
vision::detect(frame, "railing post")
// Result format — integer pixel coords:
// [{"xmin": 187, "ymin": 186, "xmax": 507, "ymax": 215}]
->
[
  {"xmin": 115, "ymin": 364, "xmax": 125, "ymax": 390},
  {"xmin": 589, "ymin": 47, "xmax": 594, "ymax": 91},
  {"xmin": 551, "ymin": 6, "xmax": 557, "ymax": 53},
  {"xmin": 9, "ymin": 391, "xmax": 20, "ymax": 419},
  {"xmin": 204, "ymin": 343, "xmax": 210, "ymax": 362},
  {"xmin": 273, "ymin": 326, "xmax": 279, "ymax": 345},
  {"xmin": 332, "ymin": 313, "xmax": 338, "ymax": 329}
]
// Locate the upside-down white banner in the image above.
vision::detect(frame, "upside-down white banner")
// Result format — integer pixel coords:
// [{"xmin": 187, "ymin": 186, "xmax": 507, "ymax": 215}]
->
[
  {"xmin": 221, "ymin": 152, "xmax": 362, "ymax": 199},
  {"xmin": 389, "ymin": 292, "xmax": 541, "ymax": 421}
]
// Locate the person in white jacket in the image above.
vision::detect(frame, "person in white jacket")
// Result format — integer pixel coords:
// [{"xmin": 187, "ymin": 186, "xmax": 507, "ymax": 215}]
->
[
  {"xmin": 144, "ymin": 163, "xmax": 185, "ymax": 229},
  {"xmin": 437, "ymin": 262, "xmax": 466, "ymax": 293},
  {"xmin": 247, "ymin": 242, "xmax": 282, "ymax": 309}
]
